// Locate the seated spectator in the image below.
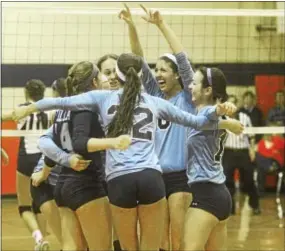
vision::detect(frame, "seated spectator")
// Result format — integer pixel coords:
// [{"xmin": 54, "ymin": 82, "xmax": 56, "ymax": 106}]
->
[
  {"xmin": 256, "ymin": 123, "xmax": 285, "ymax": 193},
  {"xmin": 267, "ymin": 90, "xmax": 285, "ymax": 126}
]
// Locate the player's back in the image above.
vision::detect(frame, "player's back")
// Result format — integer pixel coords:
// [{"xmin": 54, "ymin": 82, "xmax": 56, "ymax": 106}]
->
[
  {"xmin": 98, "ymin": 90, "xmax": 162, "ymax": 181},
  {"xmin": 52, "ymin": 109, "xmax": 104, "ymax": 179}
]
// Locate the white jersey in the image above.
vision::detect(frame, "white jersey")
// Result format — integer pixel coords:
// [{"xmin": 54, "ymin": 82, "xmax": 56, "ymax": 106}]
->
[{"xmin": 18, "ymin": 102, "xmax": 53, "ymax": 155}]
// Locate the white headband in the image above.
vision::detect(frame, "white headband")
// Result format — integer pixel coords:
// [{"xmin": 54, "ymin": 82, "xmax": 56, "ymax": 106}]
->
[
  {"xmin": 116, "ymin": 63, "xmax": 142, "ymax": 82},
  {"xmin": 206, "ymin": 68, "xmax": 212, "ymax": 86},
  {"xmin": 162, "ymin": 53, "xmax": 178, "ymax": 66}
]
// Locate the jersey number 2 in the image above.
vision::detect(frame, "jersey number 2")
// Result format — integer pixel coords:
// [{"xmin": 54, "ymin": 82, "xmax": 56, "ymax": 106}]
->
[{"xmin": 108, "ymin": 105, "xmax": 154, "ymax": 140}]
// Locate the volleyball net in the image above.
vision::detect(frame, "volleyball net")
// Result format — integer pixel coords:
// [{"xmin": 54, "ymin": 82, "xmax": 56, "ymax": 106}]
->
[{"xmin": 1, "ymin": 2, "xmax": 285, "ymax": 136}]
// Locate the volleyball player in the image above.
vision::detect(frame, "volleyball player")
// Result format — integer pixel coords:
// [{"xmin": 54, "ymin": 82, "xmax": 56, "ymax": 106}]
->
[
  {"xmin": 181, "ymin": 67, "xmax": 240, "ymax": 251},
  {"xmin": 15, "ymin": 79, "xmax": 51, "ymax": 251},
  {"xmin": 10, "ymin": 53, "xmax": 237, "ymax": 251}
]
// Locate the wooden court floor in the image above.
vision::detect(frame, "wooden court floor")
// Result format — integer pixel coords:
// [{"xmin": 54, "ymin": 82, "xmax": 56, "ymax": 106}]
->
[{"xmin": 1, "ymin": 193, "xmax": 284, "ymax": 251}]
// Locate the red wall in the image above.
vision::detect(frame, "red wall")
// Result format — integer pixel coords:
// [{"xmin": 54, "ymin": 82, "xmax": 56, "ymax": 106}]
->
[
  {"xmin": 1, "ymin": 121, "xmax": 20, "ymax": 195},
  {"xmin": 255, "ymin": 75, "xmax": 285, "ymax": 118}
]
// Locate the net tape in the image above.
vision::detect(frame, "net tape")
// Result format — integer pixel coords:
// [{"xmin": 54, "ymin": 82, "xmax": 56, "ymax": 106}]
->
[
  {"xmin": 2, "ymin": 5, "xmax": 284, "ymax": 17},
  {"xmin": 1, "ymin": 127, "xmax": 284, "ymax": 137}
]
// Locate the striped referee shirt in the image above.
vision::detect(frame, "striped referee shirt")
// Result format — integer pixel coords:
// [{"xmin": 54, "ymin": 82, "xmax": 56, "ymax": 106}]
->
[
  {"xmin": 225, "ymin": 111, "xmax": 253, "ymax": 149},
  {"xmin": 18, "ymin": 102, "xmax": 52, "ymax": 155}
]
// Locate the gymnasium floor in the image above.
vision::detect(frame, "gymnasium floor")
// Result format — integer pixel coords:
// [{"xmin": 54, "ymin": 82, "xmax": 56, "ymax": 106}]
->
[{"xmin": 1, "ymin": 193, "xmax": 284, "ymax": 251}]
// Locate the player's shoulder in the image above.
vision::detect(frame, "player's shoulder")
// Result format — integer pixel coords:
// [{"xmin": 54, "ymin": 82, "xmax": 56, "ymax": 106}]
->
[{"xmin": 198, "ymin": 105, "xmax": 215, "ymax": 116}]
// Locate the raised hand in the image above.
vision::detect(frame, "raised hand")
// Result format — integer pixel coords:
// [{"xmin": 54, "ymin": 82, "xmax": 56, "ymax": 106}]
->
[
  {"xmin": 69, "ymin": 154, "xmax": 91, "ymax": 172},
  {"xmin": 113, "ymin": 135, "xmax": 132, "ymax": 150},
  {"xmin": 216, "ymin": 102, "xmax": 237, "ymax": 117},
  {"xmin": 118, "ymin": 3, "xmax": 134, "ymax": 25},
  {"xmin": 140, "ymin": 4, "xmax": 163, "ymax": 26}
]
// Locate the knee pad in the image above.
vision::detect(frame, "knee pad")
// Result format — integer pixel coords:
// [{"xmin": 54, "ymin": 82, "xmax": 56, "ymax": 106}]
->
[
  {"xmin": 32, "ymin": 201, "xmax": 41, "ymax": 214},
  {"xmin": 18, "ymin": 206, "xmax": 32, "ymax": 216}
]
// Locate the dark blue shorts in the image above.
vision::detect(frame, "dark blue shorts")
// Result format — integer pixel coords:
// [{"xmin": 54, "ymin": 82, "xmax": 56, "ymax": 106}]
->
[
  {"xmin": 163, "ymin": 170, "xmax": 191, "ymax": 199},
  {"xmin": 54, "ymin": 173, "xmax": 106, "ymax": 211},
  {"xmin": 107, "ymin": 168, "xmax": 165, "ymax": 208},
  {"xmin": 30, "ymin": 181, "xmax": 55, "ymax": 213},
  {"xmin": 190, "ymin": 182, "xmax": 232, "ymax": 221},
  {"xmin": 17, "ymin": 153, "xmax": 42, "ymax": 177}
]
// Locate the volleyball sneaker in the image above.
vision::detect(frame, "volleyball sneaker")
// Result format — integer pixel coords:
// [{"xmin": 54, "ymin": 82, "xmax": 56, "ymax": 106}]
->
[{"xmin": 34, "ymin": 240, "xmax": 50, "ymax": 251}]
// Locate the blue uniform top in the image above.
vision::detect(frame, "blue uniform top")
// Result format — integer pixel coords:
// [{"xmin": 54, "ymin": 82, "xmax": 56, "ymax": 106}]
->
[
  {"xmin": 35, "ymin": 89, "xmax": 218, "ymax": 181},
  {"xmin": 141, "ymin": 52, "xmax": 198, "ymax": 173},
  {"xmin": 187, "ymin": 108, "xmax": 227, "ymax": 185}
]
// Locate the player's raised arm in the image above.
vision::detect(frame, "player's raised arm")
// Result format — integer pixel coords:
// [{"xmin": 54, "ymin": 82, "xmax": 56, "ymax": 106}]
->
[
  {"xmin": 119, "ymin": 4, "xmax": 144, "ymax": 57},
  {"xmin": 10, "ymin": 90, "xmax": 110, "ymax": 121}
]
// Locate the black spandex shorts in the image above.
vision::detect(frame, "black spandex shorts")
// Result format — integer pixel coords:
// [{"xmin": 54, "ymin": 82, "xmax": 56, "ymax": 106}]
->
[
  {"xmin": 107, "ymin": 168, "xmax": 165, "ymax": 208},
  {"xmin": 190, "ymin": 182, "xmax": 232, "ymax": 221},
  {"xmin": 17, "ymin": 153, "xmax": 42, "ymax": 177},
  {"xmin": 54, "ymin": 174, "xmax": 106, "ymax": 211},
  {"xmin": 30, "ymin": 181, "xmax": 55, "ymax": 213},
  {"xmin": 163, "ymin": 170, "xmax": 191, "ymax": 199}
]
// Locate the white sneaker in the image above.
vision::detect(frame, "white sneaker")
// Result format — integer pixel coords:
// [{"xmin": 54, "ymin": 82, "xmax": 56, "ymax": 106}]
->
[{"xmin": 34, "ymin": 240, "xmax": 50, "ymax": 251}]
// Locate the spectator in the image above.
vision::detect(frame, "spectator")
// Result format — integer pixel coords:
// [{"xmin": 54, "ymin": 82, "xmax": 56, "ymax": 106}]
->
[
  {"xmin": 240, "ymin": 91, "xmax": 264, "ymax": 142},
  {"xmin": 267, "ymin": 90, "xmax": 285, "ymax": 126},
  {"xmin": 256, "ymin": 122, "xmax": 285, "ymax": 193}
]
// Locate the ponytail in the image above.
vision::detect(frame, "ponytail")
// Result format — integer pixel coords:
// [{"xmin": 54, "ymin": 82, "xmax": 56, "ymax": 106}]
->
[
  {"xmin": 65, "ymin": 75, "xmax": 74, "ymax": 96},
  {"xmin": 66, "ymin": 61, "xmax": 98, "ymax": 96},
  {"xmin": 107, "ymin": 67, "xmax": 142, "ymax": 137}
]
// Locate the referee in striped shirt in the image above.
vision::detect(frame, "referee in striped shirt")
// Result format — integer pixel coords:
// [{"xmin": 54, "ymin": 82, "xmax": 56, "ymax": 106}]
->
[{"xmin": 223, "ymin": 95, "xmax": 261, "ymax": 215}]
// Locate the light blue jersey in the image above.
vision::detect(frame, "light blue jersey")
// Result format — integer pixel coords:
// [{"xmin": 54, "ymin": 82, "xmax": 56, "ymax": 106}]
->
[
  {"xmin": 187, "ymin": 107, "xmax": 227, "ymax": 185},
  {"xmin": 38, "ymin": 125, "xmax": 71, "ymax": 168},
  {"xmin": 35, "ymin": 89, "xmax": 218, "ymax": 181},
  {"xmin": 141, "ymin": 52, "xmax": 197, "ymax": 173},
  {"xmin": 35, "ymin": 126, "xmax": 73, "ymax": 186},
  {"xmin": 33, "ymin": 154, "xmax": 62, "ymax": 186}
]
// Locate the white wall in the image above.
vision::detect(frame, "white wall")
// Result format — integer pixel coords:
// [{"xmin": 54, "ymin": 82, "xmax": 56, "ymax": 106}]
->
[{"xmin": 1, "ymin": 2, "xmax": 283, "ymax": 113}]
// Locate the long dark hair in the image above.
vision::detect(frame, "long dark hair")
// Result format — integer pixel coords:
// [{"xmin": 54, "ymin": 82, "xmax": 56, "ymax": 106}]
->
[
  {"xmin": 107, "ymin": 53, "xmax": 143, "ymax": 137},
  {"xmin": 66, "ymin": 61, "xmax": 99, "ymax": 96},
  {"xmin": 197, "ymin": 66, "xmax": 228, "ymax": 103}
]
